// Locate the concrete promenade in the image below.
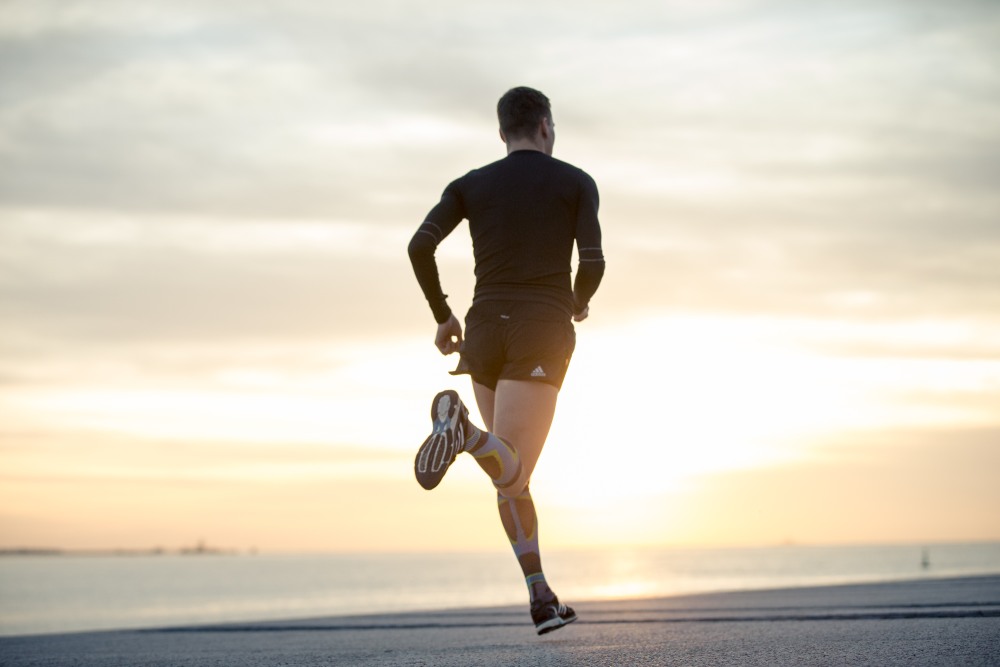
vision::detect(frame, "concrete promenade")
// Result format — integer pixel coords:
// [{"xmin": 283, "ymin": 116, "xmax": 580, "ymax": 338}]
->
[{"xmin": 2, "ymin": 575, "xmax": 998, "ymax": 666}]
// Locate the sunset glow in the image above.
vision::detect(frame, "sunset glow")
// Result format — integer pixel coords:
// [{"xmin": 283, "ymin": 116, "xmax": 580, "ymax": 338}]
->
[{"xmin": 2, "ymin": 0, "xmax": 999, "ymax": 553}]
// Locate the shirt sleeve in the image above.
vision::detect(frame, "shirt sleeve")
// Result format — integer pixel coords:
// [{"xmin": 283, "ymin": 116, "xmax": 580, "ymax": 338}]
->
[
  {"xmin": 572, "ymin": 173, "xmax": 605, "ymax": 314},
  {"xmin": 407, "ymin": 180, "xmax": 466, "ymax": 323}
]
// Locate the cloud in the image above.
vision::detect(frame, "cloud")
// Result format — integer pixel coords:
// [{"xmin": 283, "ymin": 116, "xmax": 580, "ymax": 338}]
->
[
  {"xmin": 0, "ymin": 210, "xmax": 446, "ymax": 350},
  {"xmin": 0, "ymin": 1, "xmax": 508, "ymax": 218},
  {"xmin": 1, "ymin": 2, "xmax": 999, "ymax": 557},
  {"xmin": 671, "ymin": 426, "xmax": 1000, "ymax": 545},
  {"xmin": 2, "ymin": 0, "xmax": 997, "ymax": 225},
  {"xmin": 1, "ymin": 0, "xmax": 998, "ymax": 391}
]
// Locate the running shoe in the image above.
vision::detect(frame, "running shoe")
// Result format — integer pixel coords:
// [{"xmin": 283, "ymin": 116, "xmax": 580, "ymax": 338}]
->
[
  {"xmin": 531, "ymin": 596, "xmax": 577, "ymax": 635},
  {"xmin": 414, "ymin": 390, "xmax": 467, "ymax": 490}
]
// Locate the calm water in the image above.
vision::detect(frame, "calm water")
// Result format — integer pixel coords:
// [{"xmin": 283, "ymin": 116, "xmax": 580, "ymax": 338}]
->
[{"xmin": 1, "ymin": 542, "xmax": 998, "ymax": 636}]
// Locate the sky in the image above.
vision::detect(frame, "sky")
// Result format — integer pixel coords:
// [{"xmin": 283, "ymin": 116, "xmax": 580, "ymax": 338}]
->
[{"xmin": 1, "ymin": 0, "xmax": 999, "ymax": 553}]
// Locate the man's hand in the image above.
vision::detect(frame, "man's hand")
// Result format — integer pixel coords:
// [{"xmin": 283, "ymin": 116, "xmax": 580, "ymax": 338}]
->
[
  {"xmin": 435, "ymin": 314, "xmax": 463, "ymax": 355},
  {"xmin": 573, "ymin": 306, "xmax": 589, "ymax": 322}
]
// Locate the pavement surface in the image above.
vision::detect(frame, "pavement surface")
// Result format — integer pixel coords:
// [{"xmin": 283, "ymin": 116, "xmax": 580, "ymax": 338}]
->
[{"xmin": 2, "ymin": 575, "xmax": 998, "ymax": 666}]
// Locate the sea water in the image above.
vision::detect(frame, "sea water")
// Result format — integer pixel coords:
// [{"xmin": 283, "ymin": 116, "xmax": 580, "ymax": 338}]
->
[{"xmin": 1, "ymin": 542, "xmax": 998, "ymax": 636}]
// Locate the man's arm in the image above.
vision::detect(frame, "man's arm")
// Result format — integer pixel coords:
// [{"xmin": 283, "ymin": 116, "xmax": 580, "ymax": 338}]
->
[
  {"xmin": 408, "ymin": 181, "xmax": 467, "ymax": 352},
  {"xmin": 572, "ymin": 174, "xmax": 605, "ymax": 317},
  {"xmin": 573, "ymin": 247, "xmax": 605, "ymax": 316},
  {"xmin": 408, "ymin": 220, "xmax": 453, "ymax": 324},
  {"xmin": 408, "ymin": 222, "xmax": 465, "ymax": 354},
  {"xmin": 408, "ymin": 179, "xmax": 467, "ymax": 321}
]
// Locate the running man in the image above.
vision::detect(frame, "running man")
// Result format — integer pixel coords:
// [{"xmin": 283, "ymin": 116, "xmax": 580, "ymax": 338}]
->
[{"xmin": 408, "ymin": 86, "xmax": 605, "ymax": 635}]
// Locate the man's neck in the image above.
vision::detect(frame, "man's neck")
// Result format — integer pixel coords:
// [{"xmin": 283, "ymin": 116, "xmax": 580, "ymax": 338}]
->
[{"xmin": 505, "ymin": 137, "xmax": 547, "ymax": 155}]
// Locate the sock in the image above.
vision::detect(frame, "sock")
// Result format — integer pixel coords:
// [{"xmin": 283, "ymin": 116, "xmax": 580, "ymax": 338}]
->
[
  {"xmin": 497, "ymin": 488, "xmax": 554, "ymax": 605},
  {"xmin": 465, "ymin": 427, "xmax": 521, "ymax": 490}
]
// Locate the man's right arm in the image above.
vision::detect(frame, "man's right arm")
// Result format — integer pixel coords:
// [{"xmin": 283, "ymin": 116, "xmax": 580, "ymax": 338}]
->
[{"xmin": 572, "ymin": 174, "xmax": 606, "ymax": 317}]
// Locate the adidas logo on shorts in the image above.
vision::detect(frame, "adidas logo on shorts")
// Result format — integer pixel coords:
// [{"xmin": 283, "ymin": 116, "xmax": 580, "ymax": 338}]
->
[{"xmin": 531, "ymin": 366, "xmax": 546, "ymax": 378}]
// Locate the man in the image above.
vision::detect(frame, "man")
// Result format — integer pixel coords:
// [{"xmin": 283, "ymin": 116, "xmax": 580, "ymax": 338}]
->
[{"xmin": 408, "ymin": 86, "xmax": 605, "ymax": 635}]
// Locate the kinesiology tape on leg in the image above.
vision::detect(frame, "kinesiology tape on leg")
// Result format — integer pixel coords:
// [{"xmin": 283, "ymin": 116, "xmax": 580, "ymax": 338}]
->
[
  {"xmin": 498, "ymin": 489, "xmax": 553, "ymax": 604},
  {"xmin": 466, "ymin": 432, "xmax": 521, "ymax": 489}
]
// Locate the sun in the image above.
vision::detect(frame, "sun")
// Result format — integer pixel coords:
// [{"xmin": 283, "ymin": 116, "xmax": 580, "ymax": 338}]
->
[{"xmin": 532, "ymin": 314, "xmax": 863, "ymax": 515}]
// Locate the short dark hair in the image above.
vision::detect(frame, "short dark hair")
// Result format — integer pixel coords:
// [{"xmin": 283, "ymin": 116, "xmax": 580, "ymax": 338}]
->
[{"xmin": 497, "ymin": 87, "xmax": 551, "ymax": 140}]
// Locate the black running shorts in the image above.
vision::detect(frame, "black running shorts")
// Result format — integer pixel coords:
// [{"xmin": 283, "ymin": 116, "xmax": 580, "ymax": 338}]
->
[{"xmin": 450, "ymin": 301, "xmax": 576, "ymax": 391}]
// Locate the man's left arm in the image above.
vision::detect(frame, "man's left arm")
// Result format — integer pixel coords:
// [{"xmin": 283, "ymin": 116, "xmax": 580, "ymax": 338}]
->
[
  {"xmin": 408, "ymin": 181, "xmax": 466, "ymax": 352},
  {"xmin": 408, "ymin": 219, "xmax": 454, "ymax": 325}
]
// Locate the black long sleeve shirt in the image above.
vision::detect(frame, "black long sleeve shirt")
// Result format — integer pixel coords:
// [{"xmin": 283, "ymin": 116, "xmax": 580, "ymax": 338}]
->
[{"xmin": 408, "ymin": 150, "xmax": 605, "ymax": 323}]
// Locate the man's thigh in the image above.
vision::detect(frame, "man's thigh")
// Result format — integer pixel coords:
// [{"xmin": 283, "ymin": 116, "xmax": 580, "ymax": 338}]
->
[{"xmin": 491, "ymin": 379, "xmax": 559, "ymax": 494}]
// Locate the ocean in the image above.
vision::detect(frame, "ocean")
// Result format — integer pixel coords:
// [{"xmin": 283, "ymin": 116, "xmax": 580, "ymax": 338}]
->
[{"xmin": 2, "ymin": 542, "xmax": 998, "ymax": 637}]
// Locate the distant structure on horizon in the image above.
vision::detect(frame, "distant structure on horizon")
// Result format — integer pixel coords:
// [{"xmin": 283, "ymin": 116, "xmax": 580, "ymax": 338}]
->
[{"xmin": 0, "ymin": 540, "xmax": 244, "ymax": 557}]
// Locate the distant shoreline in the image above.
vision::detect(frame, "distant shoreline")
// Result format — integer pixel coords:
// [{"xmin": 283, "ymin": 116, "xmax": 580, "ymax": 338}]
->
[
  {"xmin": 0, "ymin": 545, "xmax": 248, "ymax": 557},
  {"xmin": 3, "ymin": 540, "xmax": 998, "ymax": 557}
]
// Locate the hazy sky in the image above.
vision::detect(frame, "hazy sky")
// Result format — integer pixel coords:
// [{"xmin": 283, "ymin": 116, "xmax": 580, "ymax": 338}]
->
[{"xmin": 1, "ymin": 0, "xmax": 999, "ymax": 552}]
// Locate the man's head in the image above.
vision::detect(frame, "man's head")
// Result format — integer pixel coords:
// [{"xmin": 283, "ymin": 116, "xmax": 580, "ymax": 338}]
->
[{"xmin": 497, "ymin": 86, "xmax": 554, "ymax": 154}]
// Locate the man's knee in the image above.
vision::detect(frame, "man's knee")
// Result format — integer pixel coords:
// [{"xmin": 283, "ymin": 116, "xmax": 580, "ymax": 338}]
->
[{"xmin": 495, "ymin": 475, "xmax": 528, "ymax": 498}]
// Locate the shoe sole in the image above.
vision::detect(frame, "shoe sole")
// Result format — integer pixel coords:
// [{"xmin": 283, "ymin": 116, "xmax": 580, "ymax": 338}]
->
[
  {"xmin": 414, "ymin": 390, "xmax": 465, "ymax": 490},
  {"xmin": 535, "ymin": 612, "xmax": 577, "ymax": 635}
]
